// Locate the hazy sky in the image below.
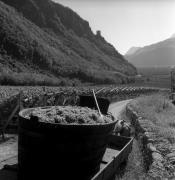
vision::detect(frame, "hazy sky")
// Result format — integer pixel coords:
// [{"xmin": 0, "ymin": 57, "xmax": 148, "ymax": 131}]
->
[{"xmin": 53, "ymin": 0, "xmax": 175, "ymax": 55}]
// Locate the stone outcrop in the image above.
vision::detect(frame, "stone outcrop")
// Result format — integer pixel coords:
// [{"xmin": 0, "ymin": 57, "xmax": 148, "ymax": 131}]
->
[{"xmin": 126, "ymin": 104, "xmax": 175, "ymax": 179}]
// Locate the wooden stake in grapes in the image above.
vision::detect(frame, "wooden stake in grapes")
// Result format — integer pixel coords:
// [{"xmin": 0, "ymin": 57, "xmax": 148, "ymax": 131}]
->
[{"xmin": 92, "ymin": 89, "xmax": 103, "ymax": 120}]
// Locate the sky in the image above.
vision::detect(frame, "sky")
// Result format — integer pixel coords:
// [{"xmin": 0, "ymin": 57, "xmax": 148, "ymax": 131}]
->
[{"xmin": 53, "ymin": 0, "xmax": 175, "ymax": 55}]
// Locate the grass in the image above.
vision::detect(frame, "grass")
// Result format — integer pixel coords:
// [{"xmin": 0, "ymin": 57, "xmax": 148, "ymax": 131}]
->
[{"xmin": 130, "ymin": 93, "xmax": 175, "ymax": 144}]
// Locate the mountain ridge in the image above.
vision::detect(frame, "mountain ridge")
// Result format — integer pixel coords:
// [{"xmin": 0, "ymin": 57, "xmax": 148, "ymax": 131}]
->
[
  {"xmin": 125, "ymin": 47, "xmax": 141, "ymax": 56},
  {"xmin": 0, "ymin": 0, "xmax": 137, "ymax": 85},
  {"xmin": 125, "ymin": 36, "xmax": 175, "ymax": 67}
]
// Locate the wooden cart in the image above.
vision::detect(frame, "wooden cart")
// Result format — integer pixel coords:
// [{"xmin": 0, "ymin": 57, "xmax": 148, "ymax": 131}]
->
[{"xmin": 0, "ymin": 134, "xmax": 133, "ymax": 180}]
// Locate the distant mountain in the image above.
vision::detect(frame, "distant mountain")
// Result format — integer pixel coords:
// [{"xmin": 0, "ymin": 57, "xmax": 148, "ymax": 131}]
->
[
  {"xmin": 171, "ymin": 33, "xmax": 175, "ymax": 39},
  {"xmin": 125, "ymin": 47, "xmax": 141, "ymax": 56},
  {"xmin": 0, "ymin": 0, "xmax": 136, "ymax": 85},
  {"xmin": 125, "ymin": 35, "xmax": 175, "ymax": 68}
]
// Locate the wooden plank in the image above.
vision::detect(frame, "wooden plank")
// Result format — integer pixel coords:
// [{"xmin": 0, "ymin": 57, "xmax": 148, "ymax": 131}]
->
[
  {"xmin": 0, "ymin": 93, "xmax": 21, "ymax": 139},
  {"xmin": 102, "ymin": 148, "xmax": 119, "ymax": 164},
  {"xmin": 2, "ymin": 104, "xmax": 19, "ymax": 133},
  {"xmin": 91, "ymin": 136, "xmax": 133, "ymax": 180}
]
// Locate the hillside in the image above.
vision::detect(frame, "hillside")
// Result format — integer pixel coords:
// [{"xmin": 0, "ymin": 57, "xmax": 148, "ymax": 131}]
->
[
  {"xmin": 0, "ymin": 0, "xmax": 137, "ymax": 86},
  {"xmin": 125, "ymin": 47, "xmax": 141, "ymax": 56},
  {"xmin": 125, "ymin": 36, "xmax": 175, "ymax": 67}
]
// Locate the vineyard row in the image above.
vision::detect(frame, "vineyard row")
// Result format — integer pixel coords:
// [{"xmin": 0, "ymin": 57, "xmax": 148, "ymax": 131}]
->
[{"xmin": 0, "ymin": 85, "xmax": 161, "ymax": 133}]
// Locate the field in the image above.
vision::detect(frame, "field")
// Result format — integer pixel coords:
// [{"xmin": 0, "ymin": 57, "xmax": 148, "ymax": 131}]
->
[{"xmin": 134, "ymin": 67, "xmax": 172, "ymax": 89}]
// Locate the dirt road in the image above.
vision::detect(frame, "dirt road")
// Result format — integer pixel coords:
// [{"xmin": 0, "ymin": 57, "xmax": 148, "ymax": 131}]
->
[{"xmin": 109, "ymin": 99, "xmax": 131, "ymax": 119}]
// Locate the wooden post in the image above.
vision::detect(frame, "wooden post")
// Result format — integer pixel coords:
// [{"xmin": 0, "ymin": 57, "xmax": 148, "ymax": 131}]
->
[
  {"xmin": 2, "ymin": 102, "xmax": 19, "ymax": 134},
  {"xmin": 1, "ymin": 92, "xmax": 21, "ymax": 140}
]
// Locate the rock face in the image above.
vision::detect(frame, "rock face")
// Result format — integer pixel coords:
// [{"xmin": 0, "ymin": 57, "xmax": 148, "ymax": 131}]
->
[
  {"xmin": 0, "ymin": 0, "xmax": 137, "ymax": 85},
  {"xmin": 125, "ymin": 36, "xmax": 175, "ymax": 67}
]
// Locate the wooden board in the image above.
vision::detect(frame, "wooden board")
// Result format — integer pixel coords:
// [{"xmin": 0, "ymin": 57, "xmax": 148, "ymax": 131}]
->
[{"xmin": 101, "ymin": 148, "xmax": 120, "ymax": 165}]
